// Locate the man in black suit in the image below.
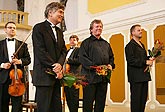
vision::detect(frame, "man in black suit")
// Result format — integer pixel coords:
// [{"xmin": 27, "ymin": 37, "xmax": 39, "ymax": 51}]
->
[
  {"xmin": 32, "ymin": 2, "xmax": 67, "ymax": 112},
  {"xmin": 125, "ymin": 24, "xmax": 154, "ymax": 112},
  {"xmin": 79, "ymin": 19, "xmax": 115, "ymax": 112},
  {"xmin": 64, "ymin": 35, "xmax": 81, "ymax": 112},
  {"xmin": 0, "ymin": 21, "xmax": 31, "ymax": 112}
]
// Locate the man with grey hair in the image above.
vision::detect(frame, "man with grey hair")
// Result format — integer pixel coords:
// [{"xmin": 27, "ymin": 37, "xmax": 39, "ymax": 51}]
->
[{"xmin": 32, "ymin": 2, "xmax": 67, "ymax": 112}]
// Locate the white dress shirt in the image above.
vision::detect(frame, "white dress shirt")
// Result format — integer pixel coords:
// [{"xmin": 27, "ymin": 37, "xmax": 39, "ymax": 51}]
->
[
  {"xmin": 66, "ymin": 47, "xmax": 74, "ymax": 60},
  {"xmin": 6, "ymin": 37, "xmax": 15, "ymax": 62}
]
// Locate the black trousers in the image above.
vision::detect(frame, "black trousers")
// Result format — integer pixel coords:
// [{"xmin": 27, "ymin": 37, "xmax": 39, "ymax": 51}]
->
[
  {"xmin": 35, "ymin": 82, "xmax": 62, "ymax": 112},
  {"xmin": 130, "ymin": 82, "xmax": 148, "ymax": 112},
  {"xmin": 0, "ymin": 79, "xmax": 22, "ymax": 112},
  {"xmin": 83, "ymin": 82, "xmax": 108, "ymax": 112},
  {"xmin": 64, "ymin": 86, "xmax": 79, "ymax": 112}
]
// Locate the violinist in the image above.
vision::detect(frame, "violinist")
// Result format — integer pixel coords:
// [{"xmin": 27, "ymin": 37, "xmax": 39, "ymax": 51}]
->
[{"xmin": 0, "ymin": 21, "xmax": 31, "ymax": 112}]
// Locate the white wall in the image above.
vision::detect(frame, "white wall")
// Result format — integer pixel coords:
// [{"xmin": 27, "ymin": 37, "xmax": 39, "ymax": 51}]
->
[
  {"xmin": 76, "ymin": 0, "xmax": 165, "ymax": 30},
  {"xmin": 23, "ymin": 0, "xmax": 165, "ymax": 34},
  {"xmin": 64, "ymin": 0, "xmax": 78, "ymax": 31},
  {"xmin": 0, "ymin": 0, "xmax": 17, "ymax": 10},
  {"xmin": 24, "ymin": 0, "xmax": 60, "ymax": 26},
  {"xmin": 63, "ymin": 0, "xmax": 165, "ymax": 42}
]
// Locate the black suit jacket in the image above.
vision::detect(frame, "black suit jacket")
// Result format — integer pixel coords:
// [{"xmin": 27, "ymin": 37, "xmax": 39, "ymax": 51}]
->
[
  {"xmin": 32, "ymin": 20, "xmax": 67, "ymax": 86},
  {"xmin": 67, "ymin": 47, "xmax": 81, "ymax": 74},
  {"xmin": 125, "ymin": 39, "xmax": 151, "ymax": 82},
  {"xmin": 0, "ymin": 39, "xmax": 31, "ymax": 84}
]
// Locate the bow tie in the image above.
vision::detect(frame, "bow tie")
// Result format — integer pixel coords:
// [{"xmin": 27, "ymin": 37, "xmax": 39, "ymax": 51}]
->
[
  {"xmin": 8, "ymin": 38, "xmax": 14, "ymax": 41},
  {"xmin": 51, "ymin": 25, "xmax": 56, "ymax": 29},
  {"xmin": 70, "ymin": 47, "xmax": 74, "ymax": 49}
]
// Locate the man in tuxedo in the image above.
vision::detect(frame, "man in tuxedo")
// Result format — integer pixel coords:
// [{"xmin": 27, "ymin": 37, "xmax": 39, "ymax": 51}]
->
[
  {"xmin": 0, "ymin": 21, "xmax": 31, "ymax": 112},
  {"xmin": 32, "ymin": 2, "xmax": 67, "ymax": 112},
  {"xmin": 64, "ymin": 35, "xmax": 81, "ymax": 112},
  {"xmin": 125, "ymin": 24, "xmax": 154, "ymax": 112}
]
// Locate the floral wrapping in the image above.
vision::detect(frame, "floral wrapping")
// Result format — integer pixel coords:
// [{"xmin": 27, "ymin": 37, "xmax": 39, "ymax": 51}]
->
[
  {"xmin": 45, "ymin": 68, "xmax": 88, "ymax": 88},
  {"xmin": 90, "ymin": 65, "xmax": 112, "ymax": 83}
]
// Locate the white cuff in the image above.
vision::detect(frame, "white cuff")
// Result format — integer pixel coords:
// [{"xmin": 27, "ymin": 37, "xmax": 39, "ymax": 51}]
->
[{"xmin": 0, "ymin": 63, "xmax": 4, "ymax": 68}]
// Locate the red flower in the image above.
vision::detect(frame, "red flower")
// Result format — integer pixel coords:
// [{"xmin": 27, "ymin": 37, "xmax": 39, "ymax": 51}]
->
[{"xmin": 144, "ymin": 39, "xmax": 165, "ymax": 72}]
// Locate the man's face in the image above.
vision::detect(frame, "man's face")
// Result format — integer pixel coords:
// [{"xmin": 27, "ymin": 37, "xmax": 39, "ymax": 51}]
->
[
  {"xmin": 49, "ymin": 9, "xmax": 64, "ymax": 25},
  {"xmin": 4, "ymin": 23, "xmax": 16, "ymax": 37},
  {"xmin": 91, "ymin": 23, "xmax": 103, "ymax": 38},
  {"xmin": 132, "ymin": 26, "xmax": 142, "ymax": 39},
  {"xmin": 69, "ymin": 38, "xmax": 78, "ymax": 47}
]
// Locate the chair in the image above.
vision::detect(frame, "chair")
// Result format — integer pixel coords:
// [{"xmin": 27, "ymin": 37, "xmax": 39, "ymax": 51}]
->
[{"xmin": 22, "ymin": 102, "xmax": 37, "ymax": 112}]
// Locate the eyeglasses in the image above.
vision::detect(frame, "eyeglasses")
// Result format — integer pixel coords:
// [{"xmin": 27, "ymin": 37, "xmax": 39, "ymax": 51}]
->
[{"xmin": 6, "ymin": 27, "xmax": 16, "ymax": 30}]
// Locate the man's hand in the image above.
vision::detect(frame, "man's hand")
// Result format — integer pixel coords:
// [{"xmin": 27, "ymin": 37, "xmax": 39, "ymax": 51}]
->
[
  {"xmin": 11, "ymin": 58, "xmax": 22, "ymax": 65},
  {"xmin": 107, "ymin": 64, "xmax": 112, "ymax": 70},
  {"xmin": 56, "ymin": 70, "xmax": 63, "ymax": 79},
  {"xmin": 52, "ymin": 63, "xmax": 62, "ymax": 74},
  {"xmin": 2, "ymin": 63, "xmax": 11, "ymax": 69},
  {"xmin": 149, "ymin": 57, "xmax": 155, "ymax": 61},
  {"xmin": 146, "ymin": 60, "xmax": 154, "ymax": 66}
]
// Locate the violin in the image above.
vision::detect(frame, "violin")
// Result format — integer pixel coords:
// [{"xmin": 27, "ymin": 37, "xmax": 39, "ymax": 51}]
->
[
  {"xmin": 8, "ymin": 63, "xmax": 26, "ymax": 96},
  {"xmin": 8, "ymin": 55, "xmax": 26, "ymax": 96}
]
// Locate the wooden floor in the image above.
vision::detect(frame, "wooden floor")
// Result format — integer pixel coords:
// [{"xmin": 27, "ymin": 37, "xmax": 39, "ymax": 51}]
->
[
  {"xmin": 65, "ymin": 106, "xmax": 165, "ymax": 112},
  {"xmin": 66, "ymin": 105, "xmax": 165, "ymax": 112},
  {"xmin": 9, "ymin": 105, "xmax": 165, "ymax": 112}
]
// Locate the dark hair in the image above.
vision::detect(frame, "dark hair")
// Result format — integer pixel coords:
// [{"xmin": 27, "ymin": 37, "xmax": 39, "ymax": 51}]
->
[
  {"xmin": 44, "ymin": 2, "xmax": 65, "ymax": 18},
  {"xmin": 89, "ymin": 19, "xmax": 103, "ymax": 34},
  {"xmin": 5, "ymin": 21, "xmax": 16, "ymax": 28},
  {"xmin": 130, "ymin": 24, "xmax": 141, "ymax": 36},
  {"xmin": 69, "ymin": 35, "xmax": 79, "ymax": 42}
]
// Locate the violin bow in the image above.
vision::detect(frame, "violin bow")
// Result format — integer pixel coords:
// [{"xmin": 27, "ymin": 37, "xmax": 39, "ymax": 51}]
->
[{"xmin": 13, "ymin": 30, "xmax": 32, "ymax": 57}]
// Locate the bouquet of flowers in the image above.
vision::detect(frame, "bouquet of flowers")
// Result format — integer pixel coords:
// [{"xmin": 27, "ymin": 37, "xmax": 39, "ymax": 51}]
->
[
  {"xmin": 90, "ymin": 65, "xmax": 112, "ymax": 83},
  {"xmin": 144, "ymin": 39, "xmax": 165, "ymax": 72},
  {"xmin": 45, "ymin": 68, "xmax": 88, "ymax": 88}
]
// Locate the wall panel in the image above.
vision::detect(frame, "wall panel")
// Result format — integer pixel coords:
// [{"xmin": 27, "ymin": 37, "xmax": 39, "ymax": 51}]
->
[
  {"xmin": 110, "ymin": 34, "xmax": 125, "ymax": 103},
  {"xmin": 154, "ymin": 25, "xmax": 165, "ymax": 104}
]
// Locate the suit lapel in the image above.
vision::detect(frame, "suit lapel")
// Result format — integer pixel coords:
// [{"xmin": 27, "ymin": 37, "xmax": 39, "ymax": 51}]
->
[
  {"xmin": 3, "ymin": 40, "xmax": 9, "ymax": 60},
  {"xmin": 45, "ymin": 20, "xmax": 57, "ymax": 42},
  {"xmin": 55, "ymin": 26, "xmax": 59, "ymax": 42},
  {"xmin": 15, "ymin": 39, "xmax": 19, "ymax": 52},
  {"xmin": 15, "ymin": 39, "xmax": 20, "ymax": 58},
  {"xmin": 132, "ymin": 39, "xmax": 145, "ymax": 50},
  {"xmin": 55, "ymin": 26, "xmax": 61, "ymax": 49},
  {"xmin": 69, "ymin": 48, "xmax": 78, "ymax": 59}
]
